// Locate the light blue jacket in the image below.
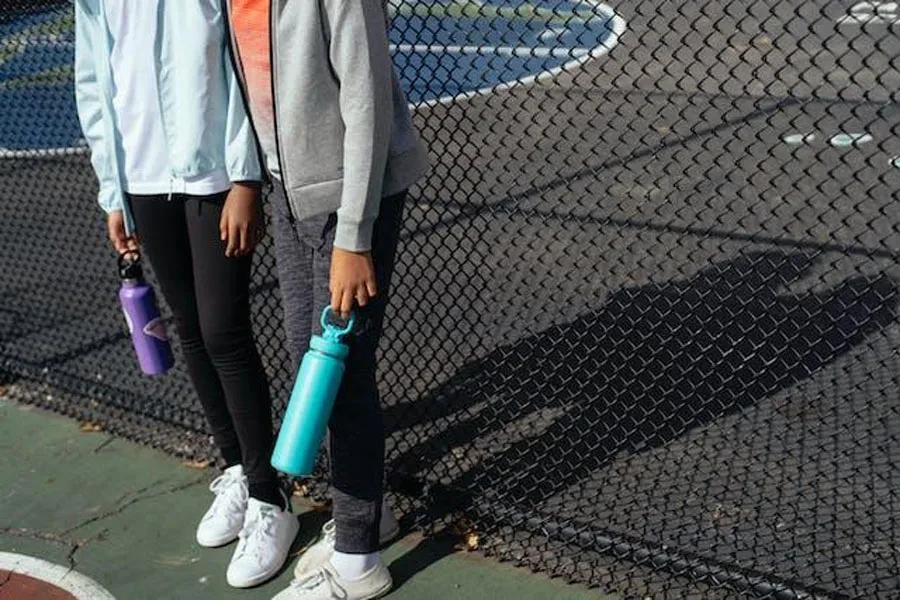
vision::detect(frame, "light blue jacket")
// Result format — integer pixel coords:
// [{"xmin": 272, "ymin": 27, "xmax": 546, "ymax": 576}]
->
[{"xmin": 73, "ymin": 0, "xmax": 261, "ymax": 234}]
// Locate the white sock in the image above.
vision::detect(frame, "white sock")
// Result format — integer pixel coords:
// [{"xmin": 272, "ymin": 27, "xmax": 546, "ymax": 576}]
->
[{"xmin": 330, "ymin": 551, "xmax": 380, "ymax": 581}]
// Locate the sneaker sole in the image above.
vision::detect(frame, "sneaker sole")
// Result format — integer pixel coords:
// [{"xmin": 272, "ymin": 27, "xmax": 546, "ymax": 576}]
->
[
  {"xmin": 360, "ymin": 579, "xmax": 393, "ymax": 600},
  {"xmin": 228, "ymin": 569, "xmax": 280, "ymax": 589},
  {"xmin": 293, "ymin": 522, "xmax": 402, "ymax": 580},
  {"xmin": 196, "ymin": 531, "xmax": 240, "ymax": 548}
]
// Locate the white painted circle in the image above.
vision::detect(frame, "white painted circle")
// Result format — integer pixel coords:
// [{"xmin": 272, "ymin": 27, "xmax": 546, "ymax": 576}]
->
[
  {"xmin": 391, "ymin": 0, "xmax": 627, "ymax": 108},
  {"xmin": 1, "ymin": 1, "xmax": 626, "ymax": 154},
  {"xmin": 0, "ymin": 552, "xmax": 117, "ymax": 600}
]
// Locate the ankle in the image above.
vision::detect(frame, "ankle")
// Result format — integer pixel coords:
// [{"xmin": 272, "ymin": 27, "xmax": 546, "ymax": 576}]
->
[
  {"xmin": 330, "ymin": 551, "xmax": 381, "ymax": 581},
  {"xmin": 220, "ymin": 446, "xmax": 242, "ymax": 469},
  {"xmin": 248, "ymin": 483, "xmax": 287, "ymax": 510}
]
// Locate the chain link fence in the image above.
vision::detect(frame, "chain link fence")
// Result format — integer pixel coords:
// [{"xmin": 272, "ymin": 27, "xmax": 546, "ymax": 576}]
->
[{"xmin": 2, "ymin": 0, "xmax": 899, "ymax": 597}]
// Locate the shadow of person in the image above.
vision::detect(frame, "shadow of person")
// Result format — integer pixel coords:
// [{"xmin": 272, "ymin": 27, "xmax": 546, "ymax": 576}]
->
[
  {"xmin": 383, "ymin": 250, "xmax": 898, "ymax": 539},
  {"xmin": 385, "ymin": 532, "xmax": 464, "ymax": 590}
]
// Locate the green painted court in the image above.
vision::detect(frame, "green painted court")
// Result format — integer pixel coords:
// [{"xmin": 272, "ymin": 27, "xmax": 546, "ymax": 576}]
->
[{"xmin": 0, "ymin": 394, "xmax": 613, "ymax": 600}]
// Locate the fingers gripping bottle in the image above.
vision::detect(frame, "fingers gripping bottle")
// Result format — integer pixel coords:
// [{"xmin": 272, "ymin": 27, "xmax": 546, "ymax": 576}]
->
[
  {"xmin": 271, "ymin": 307, "xmax": 356, "ymax": 477},
  {"xmin": 118, "ymin": 252, "xmax": 174, "ymax": 376}
]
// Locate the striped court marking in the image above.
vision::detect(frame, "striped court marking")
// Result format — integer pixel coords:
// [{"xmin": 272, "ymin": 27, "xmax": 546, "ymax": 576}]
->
[{"xmin": 0, "ymin": 552, "xmax": 117, "ymax": 600}]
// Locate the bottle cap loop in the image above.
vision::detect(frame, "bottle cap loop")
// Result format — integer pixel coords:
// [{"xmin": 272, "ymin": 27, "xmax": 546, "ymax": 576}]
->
[{"xmin": 320, "ymin": 306, "xmax": 356, "ymax": 341}]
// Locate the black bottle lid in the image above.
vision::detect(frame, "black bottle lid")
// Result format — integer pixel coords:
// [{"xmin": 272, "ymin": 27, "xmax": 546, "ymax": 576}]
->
[{"xmin": 118, "ymin": 251, "xmax": 144, "ymax": 281}]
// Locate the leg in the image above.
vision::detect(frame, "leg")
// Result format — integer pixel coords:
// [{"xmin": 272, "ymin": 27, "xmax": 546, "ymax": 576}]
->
[
  {"xmin": 128, "ymin": 194, "xmax": 241, "ymax": 467},
  {"xmin": 182, "ymin": 192, "xmax": 280, "ymax": 505},
  {"xmin": 269, "ymin": 185, "xmax": 316, "ymax": 370},
  {"xmin": 308, "ymin": 193, "xmax": 407, "ymax": 554}
]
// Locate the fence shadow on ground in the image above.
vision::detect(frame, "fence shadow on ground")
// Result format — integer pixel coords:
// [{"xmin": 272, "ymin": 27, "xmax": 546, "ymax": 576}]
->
[{"xmin": 383, "ymin": 249, "xmax": 898, "ymax": 590}]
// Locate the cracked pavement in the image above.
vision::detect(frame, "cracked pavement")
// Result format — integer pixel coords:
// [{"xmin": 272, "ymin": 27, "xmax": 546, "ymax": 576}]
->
[
  {"xmin": 1, "ymin": 476, "xmax": 205, "ymax": 572},
  {"xmin": 0, "ymin": 398, "xmax": 608, "ymax": 599}
]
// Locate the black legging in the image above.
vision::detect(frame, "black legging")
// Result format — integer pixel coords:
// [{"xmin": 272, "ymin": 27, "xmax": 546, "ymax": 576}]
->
[{"xmin": 128, "ymin": 191, "xmax": 280, "ymax": 505}]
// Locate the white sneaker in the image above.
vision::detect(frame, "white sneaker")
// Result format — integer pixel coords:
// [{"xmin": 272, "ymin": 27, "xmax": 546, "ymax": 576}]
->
[
  {"xmin": 272, "ymin": 562, "xmax": 392, "ymax": 600},
  {"xmin": 196, "ymin": 465, "xmax": 248, "ymax": 548},
  {"xmin": 293, "ymin": 505, "xmax": 399, "ymax": 579},
  {"xmin": 227, "ymin": 491, "xmax": 300, "ymax": 588}
]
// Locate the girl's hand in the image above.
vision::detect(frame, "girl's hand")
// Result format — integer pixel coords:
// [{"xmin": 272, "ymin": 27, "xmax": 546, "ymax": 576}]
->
[
  {"xmin": 330, "ymin": 248, "xmax": 377, "ymax": 318},
  {"xmin": 107, "ymin": 210, "xmax": 139, "ymax": 254},
  {"xmin": 220, "ymin": 182, "xmax": 262, "ymax": 257}
]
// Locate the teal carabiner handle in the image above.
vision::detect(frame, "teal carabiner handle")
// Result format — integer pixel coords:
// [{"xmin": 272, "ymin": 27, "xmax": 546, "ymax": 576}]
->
[{"xmin": 320, "ymin": 306, "xmax": 356, "ymax": 340}]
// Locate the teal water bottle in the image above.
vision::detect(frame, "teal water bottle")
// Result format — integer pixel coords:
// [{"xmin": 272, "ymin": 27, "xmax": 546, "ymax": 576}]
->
[{"xmin": 271, "ymin": 307, "xmax": 356, "ymax": 476}]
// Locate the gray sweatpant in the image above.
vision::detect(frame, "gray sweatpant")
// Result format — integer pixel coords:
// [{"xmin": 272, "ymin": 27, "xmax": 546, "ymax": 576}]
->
[{"xmin": 270, "ymin": 183, "xmax": 405, "ymax": 553}]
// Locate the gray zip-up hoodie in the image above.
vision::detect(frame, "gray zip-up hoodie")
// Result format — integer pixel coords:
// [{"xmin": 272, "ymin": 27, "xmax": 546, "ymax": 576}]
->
[{"xmin": 229, "ymin": 0, "xmax": 429, "ymax": 252}]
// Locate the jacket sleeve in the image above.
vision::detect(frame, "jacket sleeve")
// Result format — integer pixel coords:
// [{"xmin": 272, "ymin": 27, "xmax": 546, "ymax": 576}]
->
[
  {"xmin": 73, "ymin": 0, "xmax": 123, "ymax": 215},
  {"xmin": 222, "ymin": 42, "xmax": 262, "ymax": 184},
  {"xmin": 321, "ymin": 0, "xmax": 393, "ymax": 252}
]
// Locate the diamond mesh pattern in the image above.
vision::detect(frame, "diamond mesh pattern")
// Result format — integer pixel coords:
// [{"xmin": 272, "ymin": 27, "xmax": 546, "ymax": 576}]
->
[{"xmin": 1, "ymin": 0, "xmax": 899, "ymax": 596}]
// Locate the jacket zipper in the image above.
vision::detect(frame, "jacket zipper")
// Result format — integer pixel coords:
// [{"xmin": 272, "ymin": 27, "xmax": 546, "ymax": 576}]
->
[
  {"xmin": 268, "ymin": 0, "xmax": 295, "ymax": 224},
  {"xmin": 151, "ymin": 1, "xmax": 180, "ymax": 197}
]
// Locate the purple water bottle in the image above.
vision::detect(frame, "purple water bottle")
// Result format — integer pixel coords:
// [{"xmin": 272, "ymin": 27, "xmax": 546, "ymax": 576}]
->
[{"xmin": 118, "ymin": 252, "xmax": 174, "ymax": 376}]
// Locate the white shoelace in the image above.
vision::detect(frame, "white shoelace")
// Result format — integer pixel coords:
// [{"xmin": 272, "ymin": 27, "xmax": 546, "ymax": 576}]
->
[
  {"xmin": 234, "ymin": 505, "xmax": 278, "ymax": 563},
  {"xmin": 291, "ymin": 567, "xmax": 347, "ymax": 598},
  {"xmin": 205, "ymin": 471, "xmax": 248, "ymax": 520},
  {"xmin": 321, "ymin": 519, "xmax": 336, "ymax": 544}
]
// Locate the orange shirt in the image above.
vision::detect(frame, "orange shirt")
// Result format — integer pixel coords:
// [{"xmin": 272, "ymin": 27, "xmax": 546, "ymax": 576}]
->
[{"xmin": 230, "ymin": 0, "xmax": 279, "ymax": 174}]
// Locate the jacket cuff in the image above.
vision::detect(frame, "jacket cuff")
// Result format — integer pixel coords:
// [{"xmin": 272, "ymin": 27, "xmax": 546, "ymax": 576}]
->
[
  {"xmin": 227, "ymin": 166, "xmax": 262, "ymax": 184},
  {"xmin": 99, "ymin": 186, "xmax": 136, "ymax": 235},
  {"xmin": 334, "ymin": 215, "xmax": 376, "ymax": 252},
  {"xmin": 98, "ymin": 185, "xmax": 124, "ymax": 214}
]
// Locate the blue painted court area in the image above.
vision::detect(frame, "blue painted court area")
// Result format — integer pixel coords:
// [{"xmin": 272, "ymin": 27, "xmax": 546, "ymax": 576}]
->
[
  {"xmin": 389, "ymin": 0, "xmax": 619, "ymax": 102},
  {"xmin": 0, "ymin": 0, "xmax": 618, "ymax": 150},
  {"xmin": 0, "ymin": 8, "xmax": 79, "ymax": 151}
]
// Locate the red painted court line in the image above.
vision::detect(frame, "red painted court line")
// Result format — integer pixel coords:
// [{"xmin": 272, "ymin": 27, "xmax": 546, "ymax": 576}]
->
[
  {"xmin": 0, "ymin": 570, "xmax": 77, "ymax": 600},
  {"xmin": 0, "ymin": 552, "xmax": 117, "ymax": 599}
]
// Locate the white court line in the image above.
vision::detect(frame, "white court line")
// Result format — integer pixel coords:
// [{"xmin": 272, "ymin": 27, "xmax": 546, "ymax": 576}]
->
[
  {"xmin": 0, "ymin": 146, "xmax": 89, "ymax": 159},
  {"xmin": 0, "ymin": 2, "xmax": 626, "ymax": 157},
  {"xmin": 782, "ymin": 133, "xmax": 816, "ymax": 145},
  {"xmin": 400, "ymin": 1, "xmax": 626, "ymax": 108},
  {"xmin": 837, "ymin": 2, "xmax": 900, "ymax": 25},
  {"xmin": 390, "ymin": 43, "xmax": 592, "ymax": 59},
  {"xmin": 829, "ymin": 132, "xmax": 874, "ymax": 147},
  {"xmin": 539, "ymin": 25, "xmax": 569, "ymax": 43},
  {"xmin": 2, "ymin": 36, "xmax": 74, "ymax": 48},
  {"xmin": 0, "ymin": 552, "xmax": 117, "ymax": 599}
]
